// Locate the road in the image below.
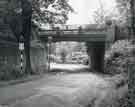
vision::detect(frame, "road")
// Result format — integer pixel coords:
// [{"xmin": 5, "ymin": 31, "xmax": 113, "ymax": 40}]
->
[{"xmin": 0, "ymin": 64, "xmax": 127, "ymax": 107}]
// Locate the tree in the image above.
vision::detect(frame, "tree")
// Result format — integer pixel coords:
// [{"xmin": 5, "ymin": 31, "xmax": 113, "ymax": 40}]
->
[
  {"xmin": 116, "ymin": 0, "xmax": 135, "ymax": 39},
  {"xmin": 21, "ymin": 0, "xmax": 33, "ymax": 73},
  {"xmin": 93, "ymin": 0, "xmax": 119, "ymax": 25},
  {"xmin": 130, "ymin": 0, "xmax": 135, "ymax": 39},
  {"xmin": 115, "ymin": 0, "xmax": 130, "ymax": 26},
  {"xmin": 5, "ymin": 0, "xmax": 73, "ymax": 73},
  {"xmin": 32, "ymin": 0, "xmax": 73, "ymax": 27},
  {"xmin": 92, "ymin": 0, "xmax": 131, "ymax": 26}
]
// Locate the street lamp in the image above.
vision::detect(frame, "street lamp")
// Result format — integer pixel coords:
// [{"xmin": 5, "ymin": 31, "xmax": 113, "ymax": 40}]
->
[
  {"xmin": 19, "ymin": 35, "xmax": 24, "ymax": 73},
  {"xmin": 47, "ymin": 36, "xmax": 53, "ymax": 72}
]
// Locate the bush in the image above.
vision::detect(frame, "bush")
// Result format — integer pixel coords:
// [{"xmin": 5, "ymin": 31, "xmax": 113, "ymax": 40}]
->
[
  {"xmin": 105, "ymin": 39, "xmax": 134, "ymax": 74},
  {"xmin": 106, "ymin": 40, "xmax": 133, "ymax": 57}
]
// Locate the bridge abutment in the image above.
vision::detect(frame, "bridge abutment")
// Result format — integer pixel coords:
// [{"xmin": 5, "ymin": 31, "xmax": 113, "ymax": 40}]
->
[{"xmin": 86, "ymin": 42, "xmax": 105, "ymax": 72}]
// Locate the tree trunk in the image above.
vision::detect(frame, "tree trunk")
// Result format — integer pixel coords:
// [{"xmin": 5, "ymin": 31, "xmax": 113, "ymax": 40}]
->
[
  {"xmin": 86, "ymin": 42, "xmax": 105, "ymax": 72},
  {"xmin": 21, "ymin": 0, "xmax": 32, "ymax": 74},
  {"xmin": 130, "ymin": 0, "xmax": 135, "ymax": 40}
]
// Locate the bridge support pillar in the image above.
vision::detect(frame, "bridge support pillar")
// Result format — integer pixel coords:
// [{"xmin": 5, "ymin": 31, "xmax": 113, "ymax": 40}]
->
[{"xmin": 86, "ymin": 42, "xmax": 105, "ymax": 72}]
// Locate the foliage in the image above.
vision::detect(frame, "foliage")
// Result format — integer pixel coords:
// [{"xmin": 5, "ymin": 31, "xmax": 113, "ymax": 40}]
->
[
  {"xmin": 116, "ymin": 0, "xmax": 130, "ymax": 15},
  {"xmin": 104, "ymin": 40, "xmax": 132, "ymax": 107},
  {"xmin": 118, "ymin": 92, "xmax": 129, "ymax": 107},
  {"xmin": 32, "ymin": 0, "xmax": 74, "ymax": 26},
  {"xmin": 53, "ymin": 42, "xmax": 86, "ymax": 56},
  {"xmin": 92, "ymin": 0, "xmax": 118, "ymax": 25},
  {"xmin": 5, "ymin": 0, "xmax": 73, "ymax": 39},
  {"xmin": 105, "ymin": 39, "xmax": 134, "ymax": 74},
  {"xmin": 115, "ymin": 0, "xmax": 131, "ymax": 26},
  {"xmin": 4, "ymin": 0, "xmax": 73, "ymax": 74},
  {"xmin": 50, "ymin": 42, "xmax": 88, "ymax": 64},
  {"xmin": 93, "ymin": 0, "xmax": 131, "ymax": 26},
  {"xmin": 66, "ymin": 52, "xmax": 88, "ymax": 65}
]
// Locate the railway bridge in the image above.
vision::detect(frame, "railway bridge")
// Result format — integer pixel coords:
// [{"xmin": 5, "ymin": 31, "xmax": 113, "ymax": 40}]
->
[{"xmin": 38, "ymin": 24, "xmax": 115, "ymax": 72}]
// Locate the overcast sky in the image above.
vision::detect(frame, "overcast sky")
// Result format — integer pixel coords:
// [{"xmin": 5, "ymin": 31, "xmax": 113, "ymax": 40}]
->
[{"xmin": 66, "ymin": 0, "xmax": 117, "ymax": 25}]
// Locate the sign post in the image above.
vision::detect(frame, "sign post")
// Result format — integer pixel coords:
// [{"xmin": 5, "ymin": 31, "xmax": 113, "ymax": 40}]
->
[{"xmin": 19, "ymin": 35, "xmax": 24, "ymax": 73}]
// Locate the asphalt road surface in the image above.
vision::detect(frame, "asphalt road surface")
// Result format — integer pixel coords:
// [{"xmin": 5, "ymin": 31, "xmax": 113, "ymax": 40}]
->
[{"xmin": 0, "ymin": 64, "xmax": 127, "ymax": 107}]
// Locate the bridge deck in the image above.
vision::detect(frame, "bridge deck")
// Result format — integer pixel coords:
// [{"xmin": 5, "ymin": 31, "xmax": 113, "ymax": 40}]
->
[{"xmin": 38, "ymin": 25, "xmax": 115, "ymax": 42}]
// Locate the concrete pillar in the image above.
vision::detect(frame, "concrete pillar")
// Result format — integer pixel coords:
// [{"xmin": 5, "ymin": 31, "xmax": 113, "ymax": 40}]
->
[{"xmin": 86, "ymin": 42, "xmax": 105, "ymax": 72}]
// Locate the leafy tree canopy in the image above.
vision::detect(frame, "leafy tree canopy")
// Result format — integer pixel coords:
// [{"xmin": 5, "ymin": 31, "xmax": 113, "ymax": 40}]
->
[
  {"xmin": 115, "ymin": 0, "xmax": 130, "ymax": 26},
  {"xmin": 92, "ymin": 0, "xmax": 118, "ymax": 25},
  {"xmin": 32, "ymin": 0, "xmax": 74, "ymax": 25},
  {"xmin": 4, "ymin": 0, "xmax": 73, "ymax": 40},
  {"xmin": 93, "ymin": 0, "xmax": 131, "ymax": 26},
  {"xmin": 6, "ymin": 0, "xmax": 73, "ymax": 25}
]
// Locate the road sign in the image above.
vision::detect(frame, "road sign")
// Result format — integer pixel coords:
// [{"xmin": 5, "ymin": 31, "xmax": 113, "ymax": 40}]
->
[{"xmin": 19, "ymin": 43, "xmax": 24, "ymax": 50}]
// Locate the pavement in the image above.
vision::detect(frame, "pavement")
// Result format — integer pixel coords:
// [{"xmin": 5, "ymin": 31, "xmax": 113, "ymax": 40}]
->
[{"xmin": 0, "ymin": 64, "xmax": 127, "ymax": 107}]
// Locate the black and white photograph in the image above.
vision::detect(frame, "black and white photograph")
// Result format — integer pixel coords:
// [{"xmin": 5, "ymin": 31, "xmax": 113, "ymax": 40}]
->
[{"xmin": 0, "ymin": 0, "xmax": 133, "ymax": 107}]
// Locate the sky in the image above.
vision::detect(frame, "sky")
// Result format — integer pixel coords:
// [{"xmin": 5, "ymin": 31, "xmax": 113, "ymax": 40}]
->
[{"xmin": 66, "ymin": 0, "xmax": 117, "ymax": 25}]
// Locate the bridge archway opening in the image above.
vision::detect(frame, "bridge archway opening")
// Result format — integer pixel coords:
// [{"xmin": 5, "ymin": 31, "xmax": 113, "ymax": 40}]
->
[{"xmin": 48, "ymin": 41, "xmax": 89, "ymax": 65}]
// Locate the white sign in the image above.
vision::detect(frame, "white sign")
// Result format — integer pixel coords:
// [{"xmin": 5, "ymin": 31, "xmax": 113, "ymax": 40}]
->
[{"xmin": 19, "ymin": 43, "xmax": 24, "ymax": 50}]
